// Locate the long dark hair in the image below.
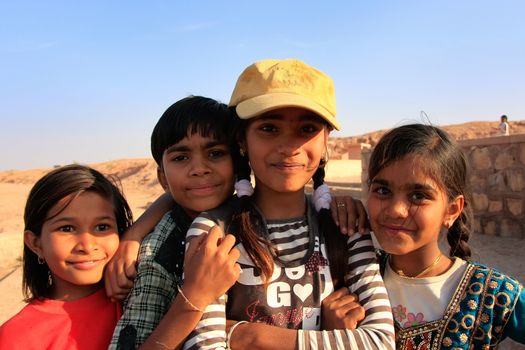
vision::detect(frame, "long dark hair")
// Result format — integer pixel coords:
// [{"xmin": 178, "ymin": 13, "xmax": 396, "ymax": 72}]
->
[
  {"xmin": 23, "ymin": 164, "xmax": 133, "ymax": 301},
  {"xmin": 367, "ymin": 124, "xmax": 472, "ymax": 259},
  {"xmin": 231, "ymin": 115, "xmax": 347, "ymax": 287}
]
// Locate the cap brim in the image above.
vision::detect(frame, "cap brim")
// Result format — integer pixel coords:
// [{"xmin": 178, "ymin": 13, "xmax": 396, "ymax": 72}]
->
[{"xmin": 235, "ymin": 92, "xmax": 340, "ymax": 131}]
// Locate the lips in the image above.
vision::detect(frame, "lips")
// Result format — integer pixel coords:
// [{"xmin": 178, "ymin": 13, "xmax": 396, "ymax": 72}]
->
[
  {"xmin": 67, "ymin": 258, "xmax": 105, "ymax": 270},
  {"xmin": 380, "ymin": 223, "xmax": 414, "ymax": 235},
  {"xmin": 272, "ymin": 162, "xmax": 304, "ymax": 171},
  {"xmin": 187, "ymin": 183, "xmax": 220, "ymax": 196}
]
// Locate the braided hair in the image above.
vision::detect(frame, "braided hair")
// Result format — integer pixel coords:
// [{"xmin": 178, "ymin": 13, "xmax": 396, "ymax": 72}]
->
[{"xmin": 230, "ymin": 116, "xmax": 348, "ymax": 286}]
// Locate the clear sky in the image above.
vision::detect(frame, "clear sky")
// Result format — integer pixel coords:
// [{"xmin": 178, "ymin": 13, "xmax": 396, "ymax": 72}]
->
[{"xmin": 1, "ymin": 1, "xmax": 524, "ymax": 170}]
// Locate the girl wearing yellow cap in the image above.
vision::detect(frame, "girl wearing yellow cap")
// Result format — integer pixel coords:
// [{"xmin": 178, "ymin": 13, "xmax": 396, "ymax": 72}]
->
[{"xmin": 183, "ymin": 59, "xmax": 395, "ymax": 350}]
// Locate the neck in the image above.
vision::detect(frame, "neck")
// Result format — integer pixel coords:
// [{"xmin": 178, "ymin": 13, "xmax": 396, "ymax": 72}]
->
[
  {"xmin": 390, "ymin": 247, "xmax": 452, "ymax": 278},
  {"xmin": 51, "ymin": 281, "xmax": 103, "ymax": 301},
  {"xmin": 253, "ymin": 188, "xmax": 306, "ymax": 220}
]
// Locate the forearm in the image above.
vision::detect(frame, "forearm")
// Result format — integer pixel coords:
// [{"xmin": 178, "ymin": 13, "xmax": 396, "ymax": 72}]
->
[
  {"xmin": 229, "ymin": 322, "xmax": 297, "ymax": 350},
  {"xmin": 334, "ymin": 233, "xmax": 394, "ymax": 349},
  {"xmin": 110, "ymin": 262, "xmax": 177, "ymax": 349},
  {"xmin": 139, "ymin": 294, "xmax": 204, "ymax": 350}
]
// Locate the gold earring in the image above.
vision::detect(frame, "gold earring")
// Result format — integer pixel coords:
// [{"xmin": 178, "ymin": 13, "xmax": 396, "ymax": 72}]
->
[
  {"xmin": 38, "ymin": 256, "xmax": 45, "ymax": 265},
  {"xmin": 240, "ymin": 148, "xmax": 246, "ymax": 157}
]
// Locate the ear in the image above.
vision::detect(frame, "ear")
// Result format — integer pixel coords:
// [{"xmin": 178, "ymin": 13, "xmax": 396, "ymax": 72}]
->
[
  {"xmin": 157, "ymin": 166, "xmax": 169, "ymax": 192},
  {"xmin": 24, "ymin": 230, "xmax": 43, "ymax": 257},
  {"xmin": 444, "ymin": 195, "xmax": 464, "ymax": 228}
]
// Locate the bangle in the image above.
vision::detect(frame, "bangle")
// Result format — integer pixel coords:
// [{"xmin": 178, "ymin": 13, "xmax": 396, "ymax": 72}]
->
[
  {"xmin": 226, "ymin": 320, "xmax": 248, "ymax": 349},
  {"xmin": 176, "ymin": 285, "xmax": 204, "ymax": 313}
]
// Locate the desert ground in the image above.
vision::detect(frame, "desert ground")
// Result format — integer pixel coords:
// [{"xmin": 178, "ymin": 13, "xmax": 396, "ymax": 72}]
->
[{"xmin": 1, "ymin": 145, "xmax": 524, "ymax": 348}]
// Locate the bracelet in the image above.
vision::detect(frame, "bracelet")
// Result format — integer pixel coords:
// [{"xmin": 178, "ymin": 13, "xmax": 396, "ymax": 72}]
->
[
  {"xmin": 176, "ymin": 285, "xmax": 204, "ymax": 313},
  {"xmin": 226, "ymin": 320, "xmax": 248, "ymax": 349}
]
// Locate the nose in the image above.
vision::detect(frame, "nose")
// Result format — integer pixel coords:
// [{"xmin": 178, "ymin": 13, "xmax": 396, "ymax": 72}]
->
[
  {"xmin": 189, "ymin": 156, "xmax": 211, "ymax": 177},
  {"xmin": 74, "ymin": 231, "xmax": 98, "ymax": 254},
  {"xmin": 384, "ymin": 196, "xmax": 411, "ymax": 220},
  {"xmin": 276, "ymin": 139, "xmax": 301, "ymax": 157}
]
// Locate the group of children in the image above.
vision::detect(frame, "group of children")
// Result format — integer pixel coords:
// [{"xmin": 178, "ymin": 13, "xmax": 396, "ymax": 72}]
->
[{"xmin": 0, "ymin": 58, "xmax": 523, "ymax": 350}]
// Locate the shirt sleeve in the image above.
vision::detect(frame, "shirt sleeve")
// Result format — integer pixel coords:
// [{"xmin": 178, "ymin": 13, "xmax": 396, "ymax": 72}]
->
[
  {"xmin": 109, "ymin": 246, "xmax": 178, "ymax": 349},
  {"xmin": 502, "ymin": 285, "xmax": 525, "ymax": 344},
  {"xmin": 182, "ymin": 214, "xmax": 228, "ymax": 350},
  {"xmin": 299, "ymin": 232, "xmax": 395, "ymax": 350}
]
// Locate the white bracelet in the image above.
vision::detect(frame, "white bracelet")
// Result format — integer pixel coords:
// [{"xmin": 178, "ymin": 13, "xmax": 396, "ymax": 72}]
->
[
  {"xmin": 176, "ymin": 285, "xmax": 203, "ymax": 313},
  {"xmin": 226, "ymin": 320, "xmax": 248, "ymax": 349}
]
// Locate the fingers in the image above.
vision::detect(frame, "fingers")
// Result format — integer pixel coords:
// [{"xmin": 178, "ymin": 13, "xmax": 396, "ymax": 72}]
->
[
  {"xmin": 341, "ymin": 197, "xmax": 357, "ymax": 236},
  {"xmin": 331, "ymin": 196, "xmax": 369, "ymax": 236},
  {"xmin": 322, "ymin": 287, "xmax": 350, "ymax": 304},
  {"xmin": 104, "ymin": 259, "xmax": 134, "ymax": 301},
  {"xmin": 184, "ymin": 233, "xmax": 208, "ymax": 265},
  {"xmin": 325, "ymin": 292, "xmax": 359, "ymax": 311},
  {"xmin": 331, "ymin": 196, "xmax": 355, "ymax": 235},
  {"xmin": 354, "ymin": 200, "xmax": 369, "ymax": 234},
  {"xmin": 346, "ymin": 304, "xmax": 366, "ymax": 323},
  {"xmin": 124, "ymin": 260, "xmax": 138, "ymax": 280}
]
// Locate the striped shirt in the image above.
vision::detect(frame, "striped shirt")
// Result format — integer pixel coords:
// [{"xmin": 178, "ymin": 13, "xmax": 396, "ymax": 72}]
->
[{"xmin": 183, "ymin": 198, "xmax": 395, "ymax": 350}]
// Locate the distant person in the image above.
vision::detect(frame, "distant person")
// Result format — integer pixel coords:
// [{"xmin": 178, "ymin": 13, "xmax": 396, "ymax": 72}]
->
[
  {"xmin": 499, "ymin": 114, "xmax": 510, "ymax": 135},
  {"xmin": 367, "ymin": 124, "xmax": 525, "ymax": 348},
  {"xmin": 0, "ymin": 165, "xmax": 133, "ymax": 349}
]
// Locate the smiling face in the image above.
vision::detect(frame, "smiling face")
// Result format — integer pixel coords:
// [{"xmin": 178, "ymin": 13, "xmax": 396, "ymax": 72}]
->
[
  {"xmin": 243, "ymin": 107, "xmax": 328, "ymax": 196},
  {"xmin": 25, "ymin": 191, "xmax": 120, "ymax": 300},
  {"xmin": 367, "ymin": 154, "xmax": 463, "ymax": 258},
  {"xmin": 158, "ymin": 133, "xmax": 234, "ymax": 218}
]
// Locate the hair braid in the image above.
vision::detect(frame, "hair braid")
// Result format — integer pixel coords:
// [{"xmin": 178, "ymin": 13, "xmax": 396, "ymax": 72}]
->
[
  {"xmin": 447, "ymin": 202, "xmax": 472, "ymax": 260},
  {"xmin": 312, "ymin": 163, "xmax": 347, "ymax": 288}
]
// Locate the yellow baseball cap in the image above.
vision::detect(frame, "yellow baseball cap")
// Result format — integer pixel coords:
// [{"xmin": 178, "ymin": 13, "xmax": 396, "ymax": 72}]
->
[{"xmin": 229, "ymin": 59, "xmax": 340, "ymax": 130}]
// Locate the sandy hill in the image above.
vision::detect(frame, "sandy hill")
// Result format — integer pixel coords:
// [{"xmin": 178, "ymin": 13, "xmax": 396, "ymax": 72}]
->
[
  {"xmin": 329, "ymin": 120, "xmax": 525, "ymax": 150},
  {"xmin": 1, "ymin": 120, "xmax": 523, "ymax": 187}
]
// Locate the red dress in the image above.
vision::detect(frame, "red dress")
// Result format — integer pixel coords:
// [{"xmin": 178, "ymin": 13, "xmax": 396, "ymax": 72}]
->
[{"xmin": 0, "ymin": 289, "xmax": 121, "ymax": 350}]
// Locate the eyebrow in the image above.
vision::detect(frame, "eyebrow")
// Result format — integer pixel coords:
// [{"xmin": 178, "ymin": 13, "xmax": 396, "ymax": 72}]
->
[
  {"xmin": 165, "ymin": 140, "xmax": 227, "ymax": 154},
  {"xmin": 257, "ymin": 113, "xmax": 323, "ymax": 123},
  {"xmin": 370, "ymin": 178, "xmax": 437, "ymax": 192},
  {"xmin": 47, "ymin": 215, "xmax": 115, "ymax": 225}
]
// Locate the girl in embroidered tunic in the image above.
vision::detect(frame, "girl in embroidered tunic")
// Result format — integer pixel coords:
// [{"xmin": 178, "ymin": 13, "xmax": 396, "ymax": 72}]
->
[
  {"xmin": 183, "ymin": 59, "xmax": 395, "ymax": 350},
  {"xmin": 366, "ymin": 124, "xmax": 525, "ymax": 349}
]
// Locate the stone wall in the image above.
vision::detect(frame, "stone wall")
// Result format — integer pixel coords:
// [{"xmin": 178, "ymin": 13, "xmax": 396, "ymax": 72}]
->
[
  {"xmin": 461, "ymin": 134, "xmax": 524, "ymax": 238},
  {"xmin": 361, "ymin": 134, "xmax": 525, "ymax": 239}
]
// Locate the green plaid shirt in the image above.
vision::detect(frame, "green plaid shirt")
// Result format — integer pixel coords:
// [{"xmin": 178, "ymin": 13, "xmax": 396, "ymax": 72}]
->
[{"xmin": 109, "ymin": 206, "xmax": 191, "ymax": 350}]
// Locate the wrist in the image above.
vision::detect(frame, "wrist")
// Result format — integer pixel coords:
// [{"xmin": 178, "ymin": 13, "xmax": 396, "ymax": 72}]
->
[
  {"xmin": 179, "ymin": 283, "xmax": 211, "ymax": 311},
  {"xmin": 227, "ymin": 320, "xmax": 248, "ymax": 349}
]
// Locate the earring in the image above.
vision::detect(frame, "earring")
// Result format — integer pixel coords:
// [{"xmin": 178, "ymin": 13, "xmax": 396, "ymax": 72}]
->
[
  {"xmin": 48, "ymin": 270, "xmax": 53, "ymax": 286},
  {"xmin": 239, "ymin": 148, "xmax": 246, "ymax": 157},
  {"xmin": 38, "ymin": 256, "xmax": 45, "ymax": 265}
]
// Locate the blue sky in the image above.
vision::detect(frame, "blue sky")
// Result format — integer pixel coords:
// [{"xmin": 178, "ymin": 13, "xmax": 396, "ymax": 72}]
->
[{"xmin": 1, "ymin": 1, "xmax": 524, "ymax": 170}]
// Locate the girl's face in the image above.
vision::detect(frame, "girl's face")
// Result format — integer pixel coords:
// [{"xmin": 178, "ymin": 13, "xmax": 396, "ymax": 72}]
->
[
  {"xmin": 244, "ymin": 107, "xmax": 328, "ymax": 195},
  {"xmin": 367, "ymin": 154, "xmax": 463, "ymax": 257},
  {"xmin": 25, "ymin": 191, "xmax": 120, "ymax": 300}
]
